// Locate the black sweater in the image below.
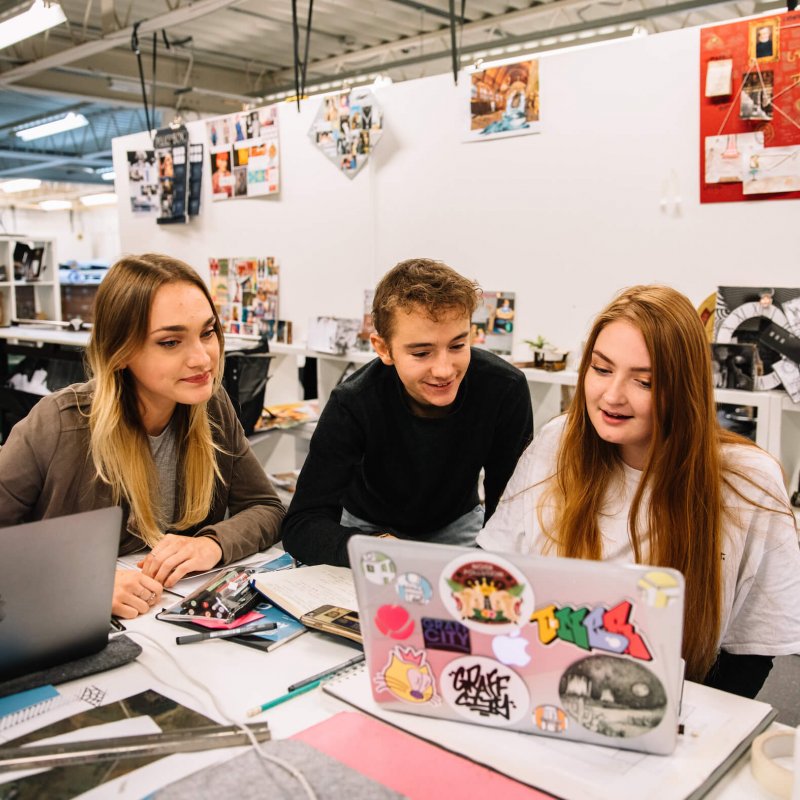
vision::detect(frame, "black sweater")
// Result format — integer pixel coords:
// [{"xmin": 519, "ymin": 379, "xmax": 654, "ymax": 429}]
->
[{"xmin": 282, "ymin": 348, "xmax": 533, "ymax": 566}]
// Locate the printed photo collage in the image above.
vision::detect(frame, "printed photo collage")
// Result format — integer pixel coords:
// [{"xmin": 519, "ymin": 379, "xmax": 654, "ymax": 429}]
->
[
  {"xmin": 207, "ymin": 106, "xmax": 281, "ymax": 200},
  {"xmin": 208, "ymin": 256, "xmax": 290, "ymax": 341}
]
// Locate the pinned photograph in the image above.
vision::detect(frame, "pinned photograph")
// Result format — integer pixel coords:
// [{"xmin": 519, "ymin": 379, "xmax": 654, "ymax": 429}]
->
[
  {"xmin": 740, "ymin": 71, "xmax": 774, "ymax": 121},
  {"xmin": 748, "ymin": 17, "xmax": 780, "ymax": 62},
  {"xmin": 704, "ymin": 58, "xmax": 733, "ymax": 97},
  {"xmin": 467, "ymin": 58, "xmax": 540, "ymax": 142}
]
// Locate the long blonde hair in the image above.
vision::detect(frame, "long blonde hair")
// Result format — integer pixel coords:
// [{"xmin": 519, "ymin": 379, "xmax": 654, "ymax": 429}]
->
[
  {"xmin": 541, "ymin": 285, "xmax": 788, "ymax": 681},
  {"xmin": 85, "ymin": 254, "xmax": 224, "ymax": 547}
]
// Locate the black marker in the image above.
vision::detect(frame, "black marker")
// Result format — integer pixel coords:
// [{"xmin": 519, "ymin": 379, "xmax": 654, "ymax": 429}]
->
[{"xmin": 175, "ymin": 621, "xmax": 277, "ymax": 645}]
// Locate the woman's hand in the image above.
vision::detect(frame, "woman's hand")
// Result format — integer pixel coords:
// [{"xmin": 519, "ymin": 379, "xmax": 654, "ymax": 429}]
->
[
  {"xmin": 113, "ymin": 569, "xmax": 163, "ymax": 619},
  {"xmin": 137, "ymin": 534, "xmax": 223, "ymax": 588}
]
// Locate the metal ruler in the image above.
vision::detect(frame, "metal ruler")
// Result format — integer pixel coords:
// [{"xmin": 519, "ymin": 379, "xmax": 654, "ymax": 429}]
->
[{"xmin": 0, "ymin": 721, "xmax": 271, "ymax": 772}]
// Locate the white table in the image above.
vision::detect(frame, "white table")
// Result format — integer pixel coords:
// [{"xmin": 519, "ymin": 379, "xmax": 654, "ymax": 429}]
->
[{"xmin": 0, "ymin": 597, "xmax": 785, "ymax": 800}]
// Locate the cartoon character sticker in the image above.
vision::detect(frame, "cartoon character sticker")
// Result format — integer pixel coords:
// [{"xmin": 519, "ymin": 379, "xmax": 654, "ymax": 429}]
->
[
  {"xmin": 558, "ymin": 654, "xmax": 667, "ymax": 738},
  {"xmin": 361, "ymin": 551, "xmax": 397, "ymax": 585},
  {"xmin": 375, "ymin": 605, "xmax": 414, "ymax": 640},
  {"xmin": 440, "ymin": 655, "xmax": 529, "ymax": 726},
  {"xmin": 374, "ymin": 646, "xmax": 439, "ymax": 705},
  {"xmin": 534, "ymin": 704, "xmax": 568, "ymax": 734},
  {"xmin": 440, "ymin": 553, "xmax": 534, "ymax": 633},
  {"xmin": 396, "ymin": 572, "xmax": 433, "ymax": 604}
]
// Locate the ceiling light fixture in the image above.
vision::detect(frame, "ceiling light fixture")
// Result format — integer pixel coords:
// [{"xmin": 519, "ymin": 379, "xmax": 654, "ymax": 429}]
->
[
  {"xmin": 15, "ymin": 112, "xmax": 89, "ymax": 141},
  {"xmin": 79, "ymin": 192, "xmax": 117, "ymax": 207},
  {"xmin": 0, "ymin": 178, "xmax": 42, "ymax": 193},
  {"xmin": 100, "ymin": 171, "xmax": 116, "ymax": 181},
  {"xmin": 0, "ymin": 0, "xmax": 67, "ymax": 51},
  {"xmin": 38, "ymin": 199, "xmax": 72, "ymax": 211}
]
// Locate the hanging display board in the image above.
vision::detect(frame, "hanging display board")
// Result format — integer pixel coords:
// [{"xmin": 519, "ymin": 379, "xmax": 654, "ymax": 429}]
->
[
  {"xmin": 206, "ymin": 107, "xmax": 280, "ymax": 200},
  {"xmin": 700, "ymin": 11, "xmax": 800, "ymax": 203}
]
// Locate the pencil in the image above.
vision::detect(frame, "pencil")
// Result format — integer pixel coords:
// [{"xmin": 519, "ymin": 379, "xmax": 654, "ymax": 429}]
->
[
  {"xmin": 287, "ymin": 653, "xmax": 365, "ymax": 692},
  {"xmin": 245, "ymin": 679, "xmax": 322, "ymax": 717}
]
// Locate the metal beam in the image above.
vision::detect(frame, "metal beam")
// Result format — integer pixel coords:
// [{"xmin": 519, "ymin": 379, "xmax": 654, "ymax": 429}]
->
[
  {"xmin": 264, "ymin": 0, "xmax": 750, "ymax": 95},
  {"xmin": 385, "ymin": 0, "xmax": 465, "ymax": 22},
  {"xmin": 0, "ymin": 0, "xmax": 246, "ymax": 86}
]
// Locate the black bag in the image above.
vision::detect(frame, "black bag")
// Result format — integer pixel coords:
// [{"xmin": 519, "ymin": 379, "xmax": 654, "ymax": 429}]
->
[{"xmin": 222, "ymin": 340, "xmax": 272, "ymax": 436}]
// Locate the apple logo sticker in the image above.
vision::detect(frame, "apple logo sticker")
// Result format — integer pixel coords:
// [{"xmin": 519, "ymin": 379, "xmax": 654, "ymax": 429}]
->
[{"xmin": 491, "ymin": 629, "xmax": 531, "ymax": 667}]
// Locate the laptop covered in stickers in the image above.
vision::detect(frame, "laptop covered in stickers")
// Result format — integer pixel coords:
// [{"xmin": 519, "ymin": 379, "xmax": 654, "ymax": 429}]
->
[{"xmin": 347, "ymin": 534, "xmax": 685, "ymax": 755}]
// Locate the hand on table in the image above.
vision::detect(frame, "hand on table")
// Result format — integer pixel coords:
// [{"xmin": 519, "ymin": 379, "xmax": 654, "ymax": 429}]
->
[
  {"xmin": 113, "ymin": 569, "xmax": 163, "ymax": 619},
  {"xmin": 137, "ymin": 533, "xmax": 223, "ymax": 588}
]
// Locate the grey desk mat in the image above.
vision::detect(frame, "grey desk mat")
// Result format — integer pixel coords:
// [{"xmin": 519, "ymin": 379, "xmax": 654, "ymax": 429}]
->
[{"xmin": 154, "ymin": 739, "xmax": 406, "ymax": 800}]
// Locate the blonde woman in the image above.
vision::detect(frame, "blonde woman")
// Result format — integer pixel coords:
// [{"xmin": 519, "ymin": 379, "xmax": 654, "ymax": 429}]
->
[
  {"xmin": 0, "ymin": 254, "xmax": 284, "ymax": 618},
  {"xmin": 478, "ymin": 285, "xmax": 800, "ymax": 697}
]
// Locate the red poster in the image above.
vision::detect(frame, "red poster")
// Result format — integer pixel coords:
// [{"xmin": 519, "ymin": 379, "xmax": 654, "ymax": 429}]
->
[{"xmin": 699, "ymin": 11, "xmax": 800, "ymax": 203}]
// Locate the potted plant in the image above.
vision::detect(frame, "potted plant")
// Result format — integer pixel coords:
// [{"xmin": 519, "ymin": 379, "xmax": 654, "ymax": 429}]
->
[{"xmin": 524, "ymin": 336, "xmax": 549, "ymax": 368}]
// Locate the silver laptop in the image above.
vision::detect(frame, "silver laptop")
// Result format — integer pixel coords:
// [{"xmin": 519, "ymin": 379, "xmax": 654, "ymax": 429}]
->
[
  {"xmin": 348, "ymin": 535, "xmax": 685, "ymax": 755},
  {"xmin": 0, "ymin": 507, "xmax": 122, "ymax": 682}
]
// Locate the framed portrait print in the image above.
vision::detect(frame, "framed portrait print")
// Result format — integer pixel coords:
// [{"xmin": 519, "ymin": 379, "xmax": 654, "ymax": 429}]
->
[{"xmin": 749, "ymin": 17, "xmax": 780, "ymax": 63}]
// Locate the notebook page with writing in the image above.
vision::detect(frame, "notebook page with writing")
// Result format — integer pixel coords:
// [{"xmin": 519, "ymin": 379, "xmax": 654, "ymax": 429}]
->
[
  {"xmin": 324, "ymin": 666, "xmax": 776, "ymax": 800},
  {"xmin": 251, "ymin": 565, "xmax": 357, "ymax": 619}
]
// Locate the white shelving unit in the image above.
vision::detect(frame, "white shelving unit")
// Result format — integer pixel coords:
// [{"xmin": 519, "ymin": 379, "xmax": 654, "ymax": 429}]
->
[
  {"xmin": 522, "ymin": 368, "xmax": 800, "ymax": 489},
  {"xmin": 0, "ymin": 235, "xmax": 60, "ymax": 325}
]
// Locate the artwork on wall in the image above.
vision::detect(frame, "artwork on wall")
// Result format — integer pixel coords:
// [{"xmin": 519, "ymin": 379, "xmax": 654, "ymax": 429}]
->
[
  {"xmin": 471, "ymin": 291, "xmax": 515, "ymax": 355},
  {"xmin": 127, "ymin": 150, "xmax": 159, "ymax": 213},
  {"xmin": 308, "ymin": 88, "xmax": 383, "ymax": 178},
  {"xmin": 208, "ymin": 256, "xmax": 280, "ymax": 337},
  {"xmin": 714, "ymin": 286, "xmax": 800, "ymax": 399},
  {"xmin": 700, "ymin": 11, "xmax": 800, "ymax": 203},
  {"xmin": 154, "ymin": 124, "xmax": 196, "ymax": 225},
  {"xmin": 206, "ymin": 106, "xmax": 280, "ymax": 200},
  {"xmin": 466, "ymin": 58, "xmax": 540, "ymax": 142}
]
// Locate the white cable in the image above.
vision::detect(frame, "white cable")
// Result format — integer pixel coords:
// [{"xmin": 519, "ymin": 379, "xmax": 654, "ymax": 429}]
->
[{"xmin": 125, "ymin": 630, "xmax": 319, "ymax": 800}]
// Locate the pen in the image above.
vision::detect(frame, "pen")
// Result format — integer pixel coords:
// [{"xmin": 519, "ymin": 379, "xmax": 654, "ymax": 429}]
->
[
  {"xmin": 287, "ymin": 653, "xmax": 366, "ymax": 692},
  {"xmin": 246, "ymin": 680, "xmax": 322, "ymax": 717},
  {"xmin": 175, "ymin": 621, "xmax": 277, "ymax": 645}
]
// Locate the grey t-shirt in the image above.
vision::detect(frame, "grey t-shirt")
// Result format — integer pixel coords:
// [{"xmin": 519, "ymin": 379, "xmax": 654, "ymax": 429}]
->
[{"xmin": 148, "ymin": 421, "xmax": 177, "ymax": 530}]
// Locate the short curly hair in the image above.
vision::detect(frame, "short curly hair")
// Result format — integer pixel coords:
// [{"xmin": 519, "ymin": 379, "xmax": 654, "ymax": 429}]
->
[{"xmin": 372, "ymin": 258, "xmax": 481, "ymax": 341}]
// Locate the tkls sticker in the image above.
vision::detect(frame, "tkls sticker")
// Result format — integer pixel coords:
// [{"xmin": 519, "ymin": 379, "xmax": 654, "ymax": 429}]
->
[
  {"xmin": 374, "ymin": 646, "xmax": 439, "ymax": 705},
  {"xmin": 440, "ymin": 655, "xmax": 529, "ymax": 726},
  {"xmin": 529, "ymin": 600, "xmax": 652, "ymax": 661}
]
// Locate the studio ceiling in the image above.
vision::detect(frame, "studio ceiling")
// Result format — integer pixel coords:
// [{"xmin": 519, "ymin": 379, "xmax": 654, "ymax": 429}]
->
[{"xmin": 0, "ymin": 0, "xmax": 786, "ymax": 186}]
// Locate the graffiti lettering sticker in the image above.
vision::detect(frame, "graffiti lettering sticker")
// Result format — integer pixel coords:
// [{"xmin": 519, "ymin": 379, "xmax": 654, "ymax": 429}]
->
[
  {"xmin": 440, "ymin": 553, "xmax": 534, "ymax": 633},
  {"xmin": 440, "ymin": 655, "xmax": 529, "ymax": 725}
]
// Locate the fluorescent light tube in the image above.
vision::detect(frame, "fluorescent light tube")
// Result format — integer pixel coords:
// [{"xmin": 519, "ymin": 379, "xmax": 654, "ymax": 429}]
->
[
  {"xmin": 0, "ymin": 1, "xmax": 67, "ymax": 51},
  {"xmin": 38, "ymin": 199, "xmax": 72, "ymax": 210},
  {"xmin": 79, "ymin": 192, "xmax": 117, "ymax": 207},
  {"xmin": 16, "ymin": 111, "xmax": 88, "ymax": 141},
  {"xmin": 0, "ymin": 178, "xmax": 42, "ymax": 193}
]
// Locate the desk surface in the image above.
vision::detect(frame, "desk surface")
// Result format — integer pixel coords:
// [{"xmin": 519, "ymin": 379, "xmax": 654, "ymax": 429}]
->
[{"xmin": 0, "ymin": 554, "xmax": 781, "ymax": 800}]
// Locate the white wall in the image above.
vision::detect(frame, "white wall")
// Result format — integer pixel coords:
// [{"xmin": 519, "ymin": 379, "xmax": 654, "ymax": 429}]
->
[
  {"xmin": 112, "ymin": 24, "xmax": 799, "ymax": 359},
  {"xmin": 0, "ymin": 205, "xmax": 120, "ymax": 265}
]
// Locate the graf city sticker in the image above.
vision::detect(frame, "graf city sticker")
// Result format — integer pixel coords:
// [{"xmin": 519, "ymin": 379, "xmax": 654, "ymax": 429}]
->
[
  {"xmin": 396, "ymin": 572, "xmax": 433, "ymax": 604},
  {"xmin": 440, "ymin": 655, "xmax": 529, "ymax": 726},
  {"xmin": 491, "ymin": 629, "xmax": 532, "ymax": 667},
  {"xmin": 375, "ymin": 604, "xmax": 414, "ymax": 640},
  {"xmin": 374, "ymin": 646, "xmax": 439, "ymax": 705},
  {"xmin": 533, "ymin": 704, "xmax": 568, "ymax": 734},
  {"xmin": 638, "ymin": 571, "xmax": 682, "ymax": 608},
  {"xmin": 361, "ymin": 551, "xmax": 397, "ymax": 585},
  {"xmin": 440, "ymin": 553, "xmax": 533, "ymax": 633},
  {"xmin": 421, "ymin": 617, "xmax": 471, "ymax": 654},
  {"xmin": 559, "ymin": 654, "xmax": 667, "ymax": 738}
]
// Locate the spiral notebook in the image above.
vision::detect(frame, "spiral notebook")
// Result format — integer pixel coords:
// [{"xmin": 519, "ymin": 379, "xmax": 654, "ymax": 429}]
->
[
  {"xmin": 346, "ymin": 534, "xmax": 686, "ymax": 756},
  {"xmin": 0, "ymin": 686, "xmax": 61, "ymax": 732}
]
